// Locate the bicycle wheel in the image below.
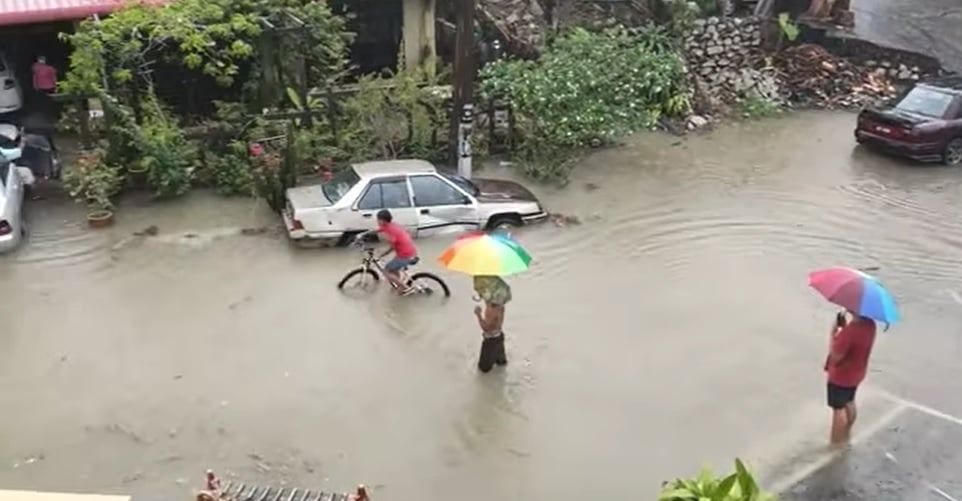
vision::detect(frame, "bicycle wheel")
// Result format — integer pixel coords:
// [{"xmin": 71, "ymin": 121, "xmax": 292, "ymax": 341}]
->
[
  {"xmin": 337, "ymin": 267, "xmax": 380, "ymax": 294},
  {"xmin": 408, "ymin": 272, "xmax": 451, "ymax": 297}
]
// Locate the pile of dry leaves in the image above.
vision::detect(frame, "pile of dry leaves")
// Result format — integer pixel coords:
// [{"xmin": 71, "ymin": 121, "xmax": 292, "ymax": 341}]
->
[{"xmin": 775, "ymin": 44, "xmax": 897, "ymax": 108}]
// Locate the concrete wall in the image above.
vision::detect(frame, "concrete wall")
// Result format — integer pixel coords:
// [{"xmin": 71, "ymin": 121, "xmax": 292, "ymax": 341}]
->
[{"xmin": 402, "ymin": 0, "xmax": 436, "ymax": 72}]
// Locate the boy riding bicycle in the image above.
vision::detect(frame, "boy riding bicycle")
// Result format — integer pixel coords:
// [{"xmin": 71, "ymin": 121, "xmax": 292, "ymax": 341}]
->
[{"xmin": 369, "ymin": 209, "xmax": 418, "ymax": 294}]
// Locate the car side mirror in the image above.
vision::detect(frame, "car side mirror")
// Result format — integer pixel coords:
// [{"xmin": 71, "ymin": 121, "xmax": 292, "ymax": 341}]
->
[{"xmin": 461, "ymin": 196, "xmax": 472, "ymax": 205}]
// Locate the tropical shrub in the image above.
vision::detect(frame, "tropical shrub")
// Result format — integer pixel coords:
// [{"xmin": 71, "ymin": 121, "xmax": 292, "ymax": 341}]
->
[
  {"xmin": 659, "ymin": 459, "xmax": 776, "ymax": 501},
  {"xmin": 60, "ymin": 0, "xmax": 350, "ymax": 97},
  {"xmin": 62, "ymin": 148, "xmax": 124, "ymax": 213},
  {"xmin": 338, "ymin": 65, "xmax": 449, "ymax": 164},
  {"xmin": 136, "ymin": 94, "xmax": 196, "ymax": 198},
  {"xmin": 212, "ymin": 140, "xmax": 254, "ymax": 196},
  {"xmin": 480, "ymin": 26, "xmax": 690, "ymax": 182}
]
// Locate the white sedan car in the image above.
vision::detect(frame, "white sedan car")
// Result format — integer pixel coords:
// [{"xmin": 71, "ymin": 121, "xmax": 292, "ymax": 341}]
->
[
  {"xmin": 0, "ymin": 52, "xmax": 23, "ymax": 114},
  {"xmin": 283, "ymin": 159, "xmax": 549, "ymax": 244},
  {"xmin": 0, "ymin": 129, "xmax": 33, "ymax": 253}
]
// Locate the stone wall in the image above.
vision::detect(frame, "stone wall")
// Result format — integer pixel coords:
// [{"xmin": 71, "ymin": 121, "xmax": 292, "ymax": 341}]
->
[{"xmin": 683, "ymin": 16, "xmax": 781, "ymax": 105}]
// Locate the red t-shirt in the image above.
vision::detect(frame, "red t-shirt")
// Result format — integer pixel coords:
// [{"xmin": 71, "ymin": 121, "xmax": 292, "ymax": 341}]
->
[
  {"xmin": 378, "ymin": 222, "xmax": 416, "ymax": 259},
  {"xmin": 32, "ymin": 63, "xmax": 57, "ymax": 91},
  {"xmin": 826, "ymin": 319, "xmax": 877, "ymax": 387}
]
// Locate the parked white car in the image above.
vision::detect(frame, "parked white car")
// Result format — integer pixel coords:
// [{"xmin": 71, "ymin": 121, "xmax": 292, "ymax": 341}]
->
[
  {"xmin": 0, "ymin": 52, "xmax": 23, "ymax": 114},
  {"xmin": 283, "ymin": 159, "xmax": 549, "ymax": 244},
  {"xmin": 0, "ymin": 125, "xmax": 33, "ymax": 253}
]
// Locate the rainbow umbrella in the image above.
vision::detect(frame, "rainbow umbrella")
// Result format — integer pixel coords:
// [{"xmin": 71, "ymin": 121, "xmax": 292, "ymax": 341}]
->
[
  {"xmin": 438, "ymin": 231, "xmax": 532, "ymax": 276},
  {"xmin": 808, "ymin": 266, "xmax": 901, "ymax": 325}
]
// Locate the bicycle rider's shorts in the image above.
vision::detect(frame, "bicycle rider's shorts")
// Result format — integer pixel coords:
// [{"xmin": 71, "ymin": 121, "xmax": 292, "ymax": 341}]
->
[{"xmin": 385, "ymin": 256, "xmax": 417, "ymax": 273}]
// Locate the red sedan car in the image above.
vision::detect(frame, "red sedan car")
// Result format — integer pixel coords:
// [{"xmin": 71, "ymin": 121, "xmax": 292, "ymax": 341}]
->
[{"xmin": 855, "ymin": 76, "xmax": 962, "ymax": 166}]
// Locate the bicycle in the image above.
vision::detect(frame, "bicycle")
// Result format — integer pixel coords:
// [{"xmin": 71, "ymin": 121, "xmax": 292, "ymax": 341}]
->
[{"xmin": 336, "ymin": 238, "xmax": 451, "ymax": 297}]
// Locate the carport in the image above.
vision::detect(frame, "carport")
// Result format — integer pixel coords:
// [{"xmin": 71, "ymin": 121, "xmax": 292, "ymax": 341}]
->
[{"xmin": 0, "ymin": 0, "xmax": 164, "ymax": 121}]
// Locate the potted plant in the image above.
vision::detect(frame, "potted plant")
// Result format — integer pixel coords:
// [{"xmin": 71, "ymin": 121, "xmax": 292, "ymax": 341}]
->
[
  {"xmin": 62, "ymin": 148, "xmax": 124, "ymax": 228},
  {"xmin": 126, "ymin": 161, "xmax": 149, "ymax": 189}
]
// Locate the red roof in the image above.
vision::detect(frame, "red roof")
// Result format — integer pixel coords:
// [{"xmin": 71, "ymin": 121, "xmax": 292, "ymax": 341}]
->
[{"xmin": 0, "ymin": 0, "xmax": 167, "ymax": 27}]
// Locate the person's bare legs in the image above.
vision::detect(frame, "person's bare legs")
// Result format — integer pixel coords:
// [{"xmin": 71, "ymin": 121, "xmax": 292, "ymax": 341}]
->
[
  {"xmin": 385, "ymin": 270, "xmax": 412, "ymax": 294},
  {"xmin": 845, "ymin": 401, "xmax": 858, "ymax": 435},
  {"xmin": 830, "ymin": 408, "xmax": 850, "ymax": 446}
]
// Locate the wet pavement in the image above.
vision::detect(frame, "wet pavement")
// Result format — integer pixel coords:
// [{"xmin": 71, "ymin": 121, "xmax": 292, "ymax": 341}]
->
[
  {"xmin": 2, "ymin": 111, "xmax": 962, "ymax": 500},
  {"xmin": 853, "ymin": 0, "xmax": 962, "ymax": 72},
  {"xmin": 782, "ymin": 406, "xmax": 962, "ymax": 500}
]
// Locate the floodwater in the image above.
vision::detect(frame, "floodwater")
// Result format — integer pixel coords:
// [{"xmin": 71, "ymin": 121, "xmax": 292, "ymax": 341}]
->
[{"xmin": 2, "ymin": 111, "xmax": 962, "ymax": 501}]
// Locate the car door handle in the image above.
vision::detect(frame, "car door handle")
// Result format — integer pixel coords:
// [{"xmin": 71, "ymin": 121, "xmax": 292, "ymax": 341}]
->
[
  {"xmin": 420, "ymin": 209, "xmax": 430, "ymax": 215},
  {"xmin": 362, "ymin": 213, "xmax": 372, "ymax": 218}
]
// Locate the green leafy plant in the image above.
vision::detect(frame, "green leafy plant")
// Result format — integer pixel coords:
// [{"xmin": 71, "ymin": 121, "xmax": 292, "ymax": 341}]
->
[
  {"xmin": 250, "ymin": 129, "xmax": 298, "ymax": 213},
  {"xmin": 286, "ymin": 87, "xmax": 325, "ymax": 127},
  {"xmin": 778, "ymin": 13, "xmax": 800, "ymax": 42},
  {"xmin": 135, "ymin": 93, "xmax": 196, "ymax": 198},
  {"xmin": 480, "ymin": 26, "xmax": 689, "ymax": 182},
  {"xmin": 694, "ymin": 0, "xmax": 721, "ymax": 17},
  {"xmin": 212, "ymin": 140, "xmax": 254, "ymax": 196},
  {"xmin": 61, "ymin": 0, "xmax": 350, "ymax": 96},
  {"xmin": 62, "ymin": 148, "xmax": 124, "ymax": 213},
  {"xmin": 740, "ymin": 95, "xmax": 782, "ymax": 119},
  {"xmin": 338, "ymin": 65, "xmax": 448, "ymax": 163},
  {"xmin": 660, "ymin": 459, "xmax": 776, "ymax": 501}
]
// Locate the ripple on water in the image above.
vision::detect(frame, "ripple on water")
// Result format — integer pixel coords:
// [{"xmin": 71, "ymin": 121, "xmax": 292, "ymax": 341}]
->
[{"xmin": 12, "ymin": 219, "xmax": 115, "ymax": 272}]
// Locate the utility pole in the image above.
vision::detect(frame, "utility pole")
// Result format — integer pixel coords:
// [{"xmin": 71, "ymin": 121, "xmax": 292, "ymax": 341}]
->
[{"xmin": 449, "ymin": 0, "xmax": 477, "ymax": 178}]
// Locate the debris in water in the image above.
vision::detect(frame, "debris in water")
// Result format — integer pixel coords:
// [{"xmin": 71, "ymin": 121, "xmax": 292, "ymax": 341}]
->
[
  {"xmin": 11, "ymin": 453, "xmax": 44, "ymax": 468},
  {"xmin": 584, "ymin": 182, "xmax": 599, "ymax": 192},
  {"xmin": 228, "ymin": 296, "xmax": 252, "ymax": 310},
  {"xmin": 134, "ymin": 225, "xmax": 159, "ymax": 237},
  {"xmin": 550, "ymin": 213, "xmax": 582, "ymax": 227}
]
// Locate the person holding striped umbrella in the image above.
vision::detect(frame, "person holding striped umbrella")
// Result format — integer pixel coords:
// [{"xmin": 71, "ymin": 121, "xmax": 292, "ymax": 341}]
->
[{"xmin": 439, "ymin": 230, "xmax": 532, "ymax": 372}]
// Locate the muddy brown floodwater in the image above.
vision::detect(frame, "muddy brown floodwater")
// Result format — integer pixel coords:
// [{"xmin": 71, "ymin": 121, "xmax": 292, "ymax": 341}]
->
[{"xmin": 1, "ymin": 111, "xmax": 961, "ymax": 501}]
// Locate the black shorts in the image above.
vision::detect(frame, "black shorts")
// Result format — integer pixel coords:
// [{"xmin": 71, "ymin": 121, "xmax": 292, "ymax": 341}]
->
[{"xmin": 827, "ymin": 382, "xmax": 857, "ymax": 409}]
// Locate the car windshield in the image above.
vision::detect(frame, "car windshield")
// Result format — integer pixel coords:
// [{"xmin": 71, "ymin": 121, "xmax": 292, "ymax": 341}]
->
[
  {"xmin": 440, "ymin": 172, "xmax": 479, "ymax": 196},
  {"xmin": 321, "ymin": 168, "xmax": 361, "ymax": 203},
  {"xmin": 895, "ymin": 87, "xmax": 954, "ymax": 118}
]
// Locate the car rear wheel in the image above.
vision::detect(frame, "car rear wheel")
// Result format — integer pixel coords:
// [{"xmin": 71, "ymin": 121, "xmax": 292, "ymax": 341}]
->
[{"xmin": 943, "ymin": 138, "xmax": 962, "ymax": 166}]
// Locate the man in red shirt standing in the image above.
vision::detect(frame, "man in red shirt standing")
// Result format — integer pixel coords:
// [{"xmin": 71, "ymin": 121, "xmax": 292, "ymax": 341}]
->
[
  {"xmin": 32, "ymin": 56, "xmax": 58, "ymax": 120},
  {"xmin": 32, "ymin": 56, "xmax": 57, "ymax": 93},
  {"xmin": 825, "ymin": 311, "xmax": 877, "ymax": 446},
  {"xmin": 375, "ymin": 209, "xmax": 418, "ymax": 294}
]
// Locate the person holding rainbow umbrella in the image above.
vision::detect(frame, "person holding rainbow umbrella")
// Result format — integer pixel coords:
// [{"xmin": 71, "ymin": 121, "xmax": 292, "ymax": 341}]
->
[
  {"xmin": 438, "ymin": 230, "xmax": 533, "ymax": 372},
  {"xmin": 808, "ymin": 266, "xmax": 901, "ymax": 445}
]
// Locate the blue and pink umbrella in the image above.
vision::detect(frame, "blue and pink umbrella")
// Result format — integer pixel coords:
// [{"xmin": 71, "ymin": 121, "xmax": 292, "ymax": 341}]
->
[{"xmin": 808, "ymin": 266, "xmax": 901, "ymax": 325}]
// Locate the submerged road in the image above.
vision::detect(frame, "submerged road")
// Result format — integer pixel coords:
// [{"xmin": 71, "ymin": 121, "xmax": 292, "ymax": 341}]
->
[
  {"xmin": 1, "ymin": 111, "xmax": 961, "ymax": 500},
  {"xmin": 853, "ymin": 0, "xmax": 962, "ymax": 72}
]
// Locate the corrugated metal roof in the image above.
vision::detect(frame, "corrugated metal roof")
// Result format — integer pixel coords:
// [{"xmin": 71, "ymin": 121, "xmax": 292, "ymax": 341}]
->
[
  {"xmin": 0, "ymin": 490, "xmax": 130, "ymax": 501},
  {"xmin": 0, "ymin": 0, "xmax": 164, "ymax": 27}
]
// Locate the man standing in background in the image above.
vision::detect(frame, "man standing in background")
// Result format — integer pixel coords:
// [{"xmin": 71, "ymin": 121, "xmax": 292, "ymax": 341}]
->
[{"xmin": 31, "ymin": 56, "xmax": 57, "ymax": 114}]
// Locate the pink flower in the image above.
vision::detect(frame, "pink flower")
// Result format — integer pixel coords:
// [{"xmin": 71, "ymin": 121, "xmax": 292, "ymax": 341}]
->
[{"xmin": 249, "ymin": 143, "xmax": 264, "ymax": 157}]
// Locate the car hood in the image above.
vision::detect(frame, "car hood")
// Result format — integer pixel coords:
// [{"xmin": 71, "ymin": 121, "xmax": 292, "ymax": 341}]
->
[
  {"xmin": 286, "ymin": 185, "xmax": 332, "ymax": 210},
  {"xmin": 473, "ymin": 178, "xmax": 539, "ymax": 203}
]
